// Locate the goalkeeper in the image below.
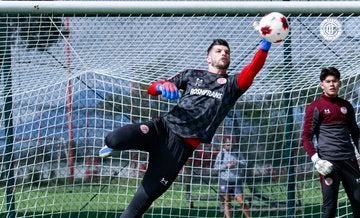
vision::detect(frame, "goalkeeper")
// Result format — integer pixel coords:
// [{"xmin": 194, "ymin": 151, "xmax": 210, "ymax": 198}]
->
[
  {"xmin": 301, "ymin": 67, "xmax": 360, "ymax": 218},
  {"xmin": 99, "ymin": 38, "xmax": 272, "ymax": 217}
]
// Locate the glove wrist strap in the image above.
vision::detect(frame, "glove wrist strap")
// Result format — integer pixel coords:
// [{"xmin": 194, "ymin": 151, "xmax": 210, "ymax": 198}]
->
[{"xmin": 311, "ymin": 153, "xmax": 320, "ymax": 164}]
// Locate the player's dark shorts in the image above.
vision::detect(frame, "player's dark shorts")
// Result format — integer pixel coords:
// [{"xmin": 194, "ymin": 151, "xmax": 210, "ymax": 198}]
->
[
  {"xmin": 219, "ymin": 179, "xmax": 243, "ymax": 195},
  {"xmin": 105, "ymin": 117, "xmax": 196, "ymax": 216},
  {"xmin": 141, "ymin": 117, "xmax": 196, "ymax": 197}
]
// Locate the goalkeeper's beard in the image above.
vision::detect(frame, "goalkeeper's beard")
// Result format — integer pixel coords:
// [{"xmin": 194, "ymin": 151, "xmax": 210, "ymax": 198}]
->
[{"xmin": 212, "ymin": 62, "xmax": 229, "ymax": 70}]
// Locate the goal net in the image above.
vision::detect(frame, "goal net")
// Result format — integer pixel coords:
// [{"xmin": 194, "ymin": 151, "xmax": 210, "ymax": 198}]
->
[{"xmin": 0, "ymin": 1, "xmax": 359, "ymax": 218}]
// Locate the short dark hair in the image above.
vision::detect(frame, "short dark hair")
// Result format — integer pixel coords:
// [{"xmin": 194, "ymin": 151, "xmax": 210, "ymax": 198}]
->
[
  {"xmin": 320, "ymin": 67, "xmax": 341, "ymax": 81},
  {"xmin": 207, "ymin": 39, "xmax": 230, "ymax": 54}
]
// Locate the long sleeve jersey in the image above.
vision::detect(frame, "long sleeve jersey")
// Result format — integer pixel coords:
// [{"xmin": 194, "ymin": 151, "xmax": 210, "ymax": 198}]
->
[
  {"xmin": 148, "ymin": 49, "xmax": 268, "ymax": 143},
  {"xmin": 213, "ymin": 148, "xmax": 247, "ymax": 182},
  {"xmin": 301, "ymin": 94, "xmax": 360, "ymax": 160}
]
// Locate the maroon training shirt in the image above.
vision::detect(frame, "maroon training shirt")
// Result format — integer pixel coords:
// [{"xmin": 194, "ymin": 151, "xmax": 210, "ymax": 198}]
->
[{"xmin": 302, "ymin": 94, "xmax": 360, "ymax": 160}]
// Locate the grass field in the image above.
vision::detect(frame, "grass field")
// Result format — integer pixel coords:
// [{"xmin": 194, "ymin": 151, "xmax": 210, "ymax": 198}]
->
[{"xmin": 0, "ymin": 176, "xmax": 354, "ymax": 217}]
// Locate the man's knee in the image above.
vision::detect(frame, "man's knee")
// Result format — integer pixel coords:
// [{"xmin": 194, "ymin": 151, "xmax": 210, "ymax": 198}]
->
[{"xmin": 105, "ymin": 125, "xmax": 135, "ymax": 149}]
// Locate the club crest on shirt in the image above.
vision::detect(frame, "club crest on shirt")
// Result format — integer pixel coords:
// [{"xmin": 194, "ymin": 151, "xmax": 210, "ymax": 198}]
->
[
  {"xmin": 340, "ymin": 107, "xmax": 347, "ymax": 114},
  {"xmin": 217, "ymin": 78, "xmax": 227, "ymax": 85},
  {"xmin": 195, "ymin": 78, "xmax": 204, "ymax": 86}
]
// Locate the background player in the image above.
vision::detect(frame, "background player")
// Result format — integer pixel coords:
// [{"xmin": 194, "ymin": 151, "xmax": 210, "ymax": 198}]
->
[
  {"xmin": 99, "ymin": 38, "xmax": 272, "ymax": 217},
  {"xmin": 214, "ymin": 135, "xmax": 250, "ymax": 218},
  {"xmin": 301, "ymin": 67, "xmax": 360, "ymax": 218}
]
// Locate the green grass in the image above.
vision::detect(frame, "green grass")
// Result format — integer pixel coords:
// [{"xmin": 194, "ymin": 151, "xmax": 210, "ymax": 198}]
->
[{"xmin": 0, "ymin": 177, "xmax": 354, "ymax": 217}]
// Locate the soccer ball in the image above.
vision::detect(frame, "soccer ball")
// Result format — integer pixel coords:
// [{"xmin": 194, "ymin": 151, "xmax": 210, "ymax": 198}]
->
[{"xmin": 254, "ymin": 12, "xmax": 290, "ymax": 44}]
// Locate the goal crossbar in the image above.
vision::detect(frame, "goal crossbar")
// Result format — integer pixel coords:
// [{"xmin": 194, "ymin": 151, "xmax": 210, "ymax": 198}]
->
[{"xmin": 0, "ymin": 1, "xmax": 360, "ymax": 15}]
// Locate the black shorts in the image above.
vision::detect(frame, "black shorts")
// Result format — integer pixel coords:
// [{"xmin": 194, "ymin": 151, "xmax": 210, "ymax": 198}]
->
[
  {"xmin": 105, "ymin": 117, "xmax": 196, "ymax": 198},
  {"xmin": 142, "ymin": 118, "xmax": 195, "ymax": 198},
  {"xmin": 219, "ymin": 179, "xmax": 244, "ymax": 195}
]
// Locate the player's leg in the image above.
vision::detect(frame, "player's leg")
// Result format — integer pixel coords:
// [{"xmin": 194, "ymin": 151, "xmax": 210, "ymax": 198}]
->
[
  {"xmin": 223, "ymin": 194, "xmax": 232, "ymax": 218},
  {"xmin": 120, "ymin": 183, "xmax": 153, "ymax": 218},
  {"xmin": 234, "ymin": 185, "xmax": 250, "ymax": 218},
  {"xmin": 121, "ymin": 131, "xmax": 195, "ymax": 217},
  {"xmin": 217, "ymin": 193, "xmax": 225, "ymax": 213},
  {"xmin": 217, "ymin": 179, "xmax": 226, "ymax": 214},
  {"xmin": 340, "ymin": 159, "xmax": 360, "ymax": 217},
  {"xmin": 99, "ymin": 120, "xmax": 159, "ymax": 157},
  {"xmin": 120, "ymin": 168, "xmax": 178, "ymax": 217},
  {"xmin": 219, "ymin": 180, "xmax": 232, "ymax": 218},
  {"xmin": 320, "ymin": 169, "xmax": 340, "ymax": 218}
]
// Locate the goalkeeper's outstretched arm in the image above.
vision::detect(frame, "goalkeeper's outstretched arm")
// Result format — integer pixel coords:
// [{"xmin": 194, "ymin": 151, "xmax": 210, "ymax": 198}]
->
[{"xmin": 236, "ymin": 39, "xmax": 270, "ymax": 91}]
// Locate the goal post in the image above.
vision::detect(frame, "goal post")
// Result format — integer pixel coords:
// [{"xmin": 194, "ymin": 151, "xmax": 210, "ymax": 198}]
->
[{"xmin": 0, "ymin": 1, "xmax": 359, "ymax": 218}]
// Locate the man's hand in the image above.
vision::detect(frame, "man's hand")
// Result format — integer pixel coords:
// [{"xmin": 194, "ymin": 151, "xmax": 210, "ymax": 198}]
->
[
  {"xmin": 311, "ymin": 153, "xmax": 333, "ymax": 176},
  {"xmin": 156, "ymin": 81, "xmax": 179, "ymax": 100},
  {"xmin": 226, "ymin": 161, "xmax": 236, "ymax": 169}
]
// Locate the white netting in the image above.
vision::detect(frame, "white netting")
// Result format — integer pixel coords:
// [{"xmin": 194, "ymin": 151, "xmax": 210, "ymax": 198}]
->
[{"xmin": 0, "ymin": 2, "xmax": 359, "ymax": 218}]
